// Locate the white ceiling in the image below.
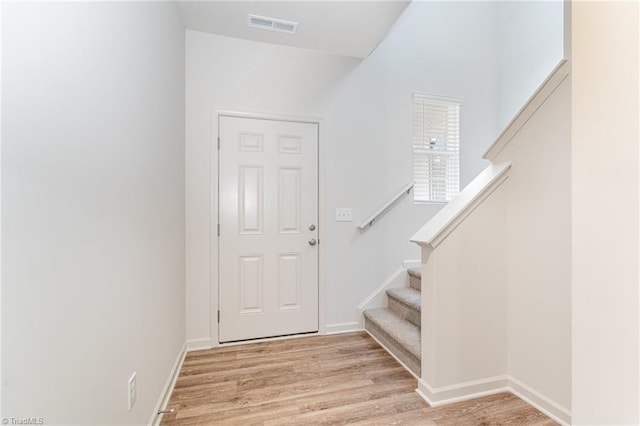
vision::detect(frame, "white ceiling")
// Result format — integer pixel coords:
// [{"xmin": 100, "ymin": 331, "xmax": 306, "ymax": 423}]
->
[{"xmin": 177, "ymin": 1, "xmax": 411, "ymax": 58}]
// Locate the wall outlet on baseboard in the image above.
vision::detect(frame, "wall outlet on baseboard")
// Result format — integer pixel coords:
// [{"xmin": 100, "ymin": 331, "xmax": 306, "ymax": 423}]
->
[{"xmin": 128, "ymin": 372, "xmax": 137, "ymax": 411}]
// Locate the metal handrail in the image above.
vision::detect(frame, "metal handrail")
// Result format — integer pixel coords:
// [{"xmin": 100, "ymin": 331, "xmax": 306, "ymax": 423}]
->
[{"xmin": 357, "ymin": 181, "xmax": 415, "ymax": 230}]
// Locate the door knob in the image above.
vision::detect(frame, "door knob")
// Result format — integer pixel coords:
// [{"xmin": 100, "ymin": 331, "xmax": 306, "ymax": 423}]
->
[
  {"xmin": 308, "ymin": 239, "xmax": 317, "ymax": 246},
  {"xmin": 309, "ymin": 224, "xmax": 316, "ymax": 231}
]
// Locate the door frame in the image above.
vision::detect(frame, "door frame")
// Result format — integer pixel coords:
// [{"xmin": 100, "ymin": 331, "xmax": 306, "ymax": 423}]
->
[{"xmin": 210, "ymin": 109, "xmax": 326, "ymax": 346}]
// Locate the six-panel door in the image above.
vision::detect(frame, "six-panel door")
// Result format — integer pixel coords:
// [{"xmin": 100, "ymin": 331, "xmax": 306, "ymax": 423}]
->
[{"xmin": 218, "ymin": 116, "xmax": 319, "ymax": 342}]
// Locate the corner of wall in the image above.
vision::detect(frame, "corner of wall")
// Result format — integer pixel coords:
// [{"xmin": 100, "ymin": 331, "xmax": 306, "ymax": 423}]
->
[
  {"xmin": 509, "ymin": 376, "xmax": 571, "ymax": 425},
  {"xmin": 415, "ymin": 375, "xmax": 571, "ymax": 425},
  {"xmin": 416, "ymin": 376, "xmax": 509, "ymax": 407},
  {"xmin": 563, "ymin": 0, "xmax": 572, "ymax": 60},
  {"xmin": 186, "ymin": 338, "xmax": 213, "ymax": 352}
]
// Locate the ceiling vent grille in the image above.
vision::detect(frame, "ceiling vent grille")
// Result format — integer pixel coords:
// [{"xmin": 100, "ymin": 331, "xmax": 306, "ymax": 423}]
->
[{"xmin": 248, "ymin": 14, "xmax": 298, "ymax": 34}]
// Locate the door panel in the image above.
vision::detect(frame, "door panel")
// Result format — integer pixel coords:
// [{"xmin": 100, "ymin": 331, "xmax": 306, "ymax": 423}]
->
[
  {"xmin": 238, "ymin": 166, "xmax": 264, "ymax": 234},
  {"xmin": 219, "ymin": 116, "xmax": 318, "ymax": 342},
  {"xmin": 279, "ymin": 253, "xmax": 301, "ymax": 310},
  {"xmin": 279, "ymin": 167, "xmax": 301, "ymax": 233},
  {"xmin": 238, "ymin": 255, "xmax": 263, "ymax": 313}
]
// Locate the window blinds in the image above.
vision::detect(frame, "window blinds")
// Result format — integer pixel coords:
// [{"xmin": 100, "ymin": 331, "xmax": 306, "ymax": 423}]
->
[{"xmin": 412, "ymin": 94, "xmax": 461, "ymax": 203}]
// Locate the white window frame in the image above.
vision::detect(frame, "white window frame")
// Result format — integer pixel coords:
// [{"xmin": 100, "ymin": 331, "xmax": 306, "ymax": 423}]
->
[{"xmin": 412, "ymin": 93, "xmax": 462, "ymax": 204}]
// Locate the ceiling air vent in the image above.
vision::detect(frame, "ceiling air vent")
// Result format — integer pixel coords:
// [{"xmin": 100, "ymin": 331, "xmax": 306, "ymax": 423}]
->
[{"xmin": 248, "ymin": 14, "xmax": 298, "ymax": 34}]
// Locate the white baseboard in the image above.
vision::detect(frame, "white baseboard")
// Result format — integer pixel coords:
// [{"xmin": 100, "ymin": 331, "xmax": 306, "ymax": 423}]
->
[
  {"xmin": 325, "ymin": 322, "xmax": 361, "ymax": 334},
  {"xmin": 149, "ymin": 342, "xmax": 187, "ymax": 426},
  {"xmin": 186, "ymin": 337, "xmax": 212, "ymax": 352},
  {"xmin": 415, "ymin": 375, "xmax": 571, "ymax": 425},
  {"xmin": 356, "ymin": 266, "xmax": 409, "ymax": 328},
  {"xmin": 402, "ymin": 260, "xmax": 421, "ymax": 269},
  {"xmin": 416, "ymin": 375, "xmax": 509, "ymax": 407},
  {"xmin": 509, "ymin": 376, "xmax": 571, "ymax": 425}
]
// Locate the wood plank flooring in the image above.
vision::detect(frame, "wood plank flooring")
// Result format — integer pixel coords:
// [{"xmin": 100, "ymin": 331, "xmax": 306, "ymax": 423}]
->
[{"xmin": 160, "ymin": 332, "xmax": 556, "ymax": 425}]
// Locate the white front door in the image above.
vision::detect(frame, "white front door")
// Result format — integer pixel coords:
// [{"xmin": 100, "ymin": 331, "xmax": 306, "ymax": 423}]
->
[{"xmin": 218, "ymin": 116, "xmax": 319, "ymax": 342}]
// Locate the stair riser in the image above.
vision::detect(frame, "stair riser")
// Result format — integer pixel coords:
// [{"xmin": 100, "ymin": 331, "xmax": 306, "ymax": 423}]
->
[
  {"xmin": 365, "ymin": 320, "xmax": 421, "ymax": 376},
  {"xmin": 388, "ymin": 297, "xmax": 420, "ymax": 328},
  {"xmin": 409, "ymin": 274, "xmax": 421, "ymax": 291}
]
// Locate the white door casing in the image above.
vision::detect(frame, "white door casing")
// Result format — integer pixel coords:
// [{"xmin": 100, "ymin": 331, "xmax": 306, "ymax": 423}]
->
[{"xmin": 218, "ymin": 116, "xmax": 319, "ymax": 342}]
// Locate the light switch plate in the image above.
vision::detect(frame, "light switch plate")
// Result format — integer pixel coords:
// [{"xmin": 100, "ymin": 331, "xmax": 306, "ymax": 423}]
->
[{"xmin": 336, "ymin": 208, "xmax": 353, "ymax": 222}]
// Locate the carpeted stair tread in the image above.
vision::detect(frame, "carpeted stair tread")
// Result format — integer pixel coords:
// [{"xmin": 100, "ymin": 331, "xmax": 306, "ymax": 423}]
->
[
  {"xmin": 387, "ymin": 287, "xmax": 421, "ymax": 313},
  {"xmin": 407, "ymin": 267, "xmax": 422, "ymax": 291},
  {"xmin": 407, "ymin": 267, "xmax": 421, "ymax": 278},
  {"xmin": 363, "ymin": 307, "xmax": 421, "ymax": 360}
]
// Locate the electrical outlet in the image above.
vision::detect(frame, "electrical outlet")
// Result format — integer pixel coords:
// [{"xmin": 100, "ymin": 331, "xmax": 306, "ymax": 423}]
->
[
  {"xmin": 335, "ymin": 208, "xmax": 352, "ymax": 222},
  {"xmin": 128, "ymin": 372, "xmax": 137, "ymax": 411}
]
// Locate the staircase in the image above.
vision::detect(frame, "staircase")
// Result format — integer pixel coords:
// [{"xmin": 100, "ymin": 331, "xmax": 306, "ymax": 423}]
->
[{"xmin": 363, "ymin": 267, "xmax": 421, "ymax": 376}]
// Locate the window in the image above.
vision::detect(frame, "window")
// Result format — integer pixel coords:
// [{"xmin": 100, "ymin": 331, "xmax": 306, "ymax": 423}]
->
[{"xmin": 412, "ymin": 93, "xmax": 461, "ymax": 203}]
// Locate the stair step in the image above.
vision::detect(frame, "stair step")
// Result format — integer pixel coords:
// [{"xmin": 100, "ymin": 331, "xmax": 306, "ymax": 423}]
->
[
  {"xmin": 363, "ymin": 307, "xmax": 421, "ymax": 376},
  {"xmin": 407, "ymin": 267, "xmax": 421, "ymax": 278},
  {"xmin": 386, "ymin": 287, "xmax": 421, "ymax": 327},
  {"xmin": 407, "ymin": 267, "xmax": 421, "ymax": 291}
]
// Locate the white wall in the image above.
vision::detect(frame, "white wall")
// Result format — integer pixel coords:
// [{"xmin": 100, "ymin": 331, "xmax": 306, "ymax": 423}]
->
[
  {"xmin": 320, "ymin": 1, "xmax": 499, "ymax": 330},
  {"xmin": 185, "ymin": 0, "xmax": 500, "ymax": 343},
  {"xmin": 572, "ymin": 2, "xmax": 639, "ymax": 423},
  {"xmin": 420, "ymin": 182, "xmax": 508, "ymax": 391},
  {"xmin": 0, "ymin": 0, "xmax": 4, "ymax": 419},
  {"xmin": 413, "ymin": 71, "xmax": 572, "ymax": 422},
  {"xmin": 184, "ymin": 31, "xmax": 360, "ymax": 343},
  {"xmin": 496, "ymin": 77, "xmax": 572, "ymax": 415},
  {"xmin": 496, "ymin": 1, "xmax": 565, "ymax": 130},
  {"xmin": 2, "ymin": 3, "xmax": 185, "ymax": 424}
]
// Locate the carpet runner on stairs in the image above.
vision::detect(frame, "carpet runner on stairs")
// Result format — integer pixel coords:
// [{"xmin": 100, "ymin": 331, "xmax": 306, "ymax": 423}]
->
[
  {"xmin": 363, "ymin": 267, "xmax": 422, "ymax": 376},
  {"xmin": 408, "ymin": 267, "xmax": 421, "ymax": 291}
]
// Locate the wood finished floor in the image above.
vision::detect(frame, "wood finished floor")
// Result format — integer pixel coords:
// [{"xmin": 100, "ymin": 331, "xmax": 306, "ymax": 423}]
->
[{"xmin": 160, "ymin": 332, "xmax": 556, "ymax": 425}]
